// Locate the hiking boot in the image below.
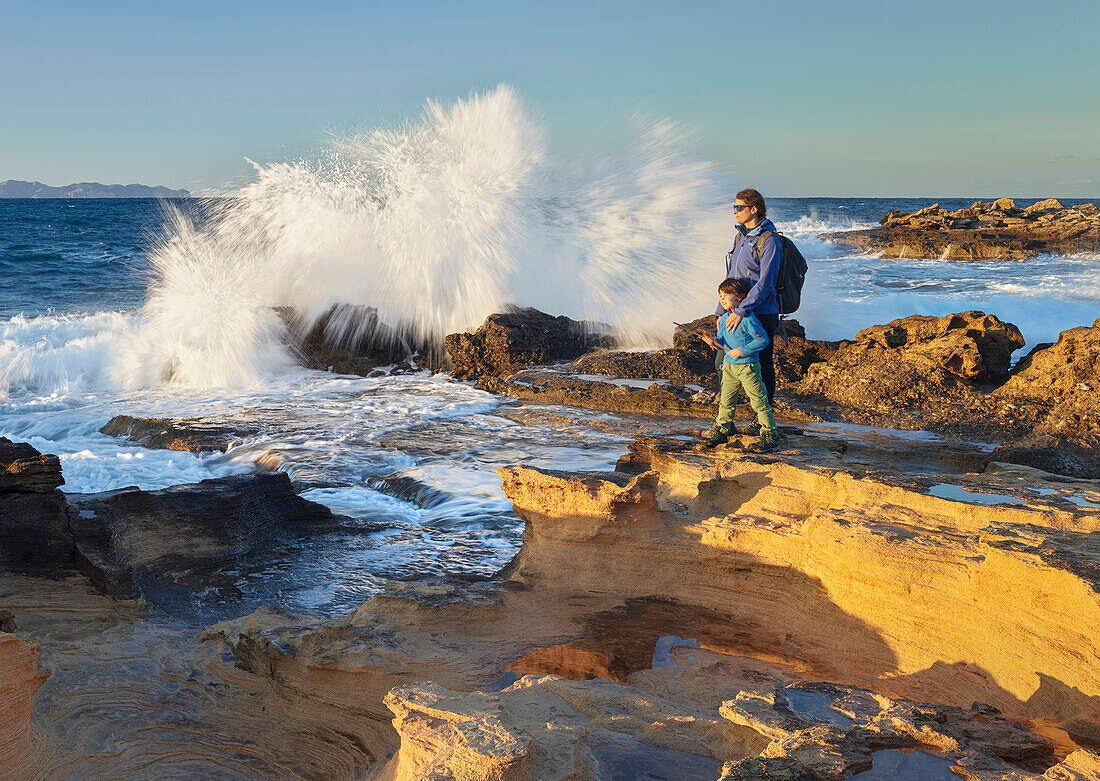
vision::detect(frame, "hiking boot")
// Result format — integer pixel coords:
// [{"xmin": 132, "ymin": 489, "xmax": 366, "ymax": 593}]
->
[
  {"xmin": 737, "ymin": 422, "xmax": 761, "ymax": 436},
  {"xmin": 748, "ymin": 428, "xmax": 779, "ymax": 453},
  {"xmin": 701, "ymin": 426, "xmax": 731, "ymax": 447}
]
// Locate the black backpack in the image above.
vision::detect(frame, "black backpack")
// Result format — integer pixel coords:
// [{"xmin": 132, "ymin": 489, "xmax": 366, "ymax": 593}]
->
[{"xmin": 728, "ymin": 230, "xmax": 808, "ymax": 315}]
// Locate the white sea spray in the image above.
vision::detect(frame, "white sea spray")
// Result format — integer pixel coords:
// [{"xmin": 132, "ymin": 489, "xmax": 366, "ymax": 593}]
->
[{"xmin": 135, "ymin": 86, "xmax": 729, "ymax": 388}]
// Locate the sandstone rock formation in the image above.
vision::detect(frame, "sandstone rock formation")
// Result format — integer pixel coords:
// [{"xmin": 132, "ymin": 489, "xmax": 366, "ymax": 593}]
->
[
  {"xmin": 770, "ymin": 320, "xmax": 847, "ymax": 386},
  {"xmin": 456, "ymin": 308, "xmax": 1100, "ymax": 478},
  {"xmin": 378, "ymin": 675, "xmax": 1078, "ymax": 781},
  {"xmin": 997, "ymin": 317, "xmax": 1100, "ymax": 431},
  {"xmin": 445, "ymin": 307, "xmax": 611, "ymax": 380},
  {"xmin": 793, "ymin": 311, "xmax": 1026, "ymax": 422},
  {"xmin": 985, "ymin": 318, "xmax": 1100, "ymax": 479},
  {"xmin": 826, "ymin": 199, "xmax": 1100, "ymax": 259},
  {"xmin": 840, "ymin": 310, "xmax": 1024, "ymax": 382},
  {"xmin": 467, "ymin": 314, "xmax": 835, "ymax": 425},
  {"xmin": 785, "ymin": 314, "xmax": 1100, "ymax": 477},
  {"xmin": 6, "ymin": 306, "xmax": 1100, "ymax": 777},
  {"xmin": 501, "ymin": 436, "xmax": 1100, "ymax": 748},
  {"xmin": 0, "ymin": 630, "xmax": 48, "ymax": 781},
  {"xmin": 203, "ymin": 426, "xmax": 1100, "ymax": 779}
]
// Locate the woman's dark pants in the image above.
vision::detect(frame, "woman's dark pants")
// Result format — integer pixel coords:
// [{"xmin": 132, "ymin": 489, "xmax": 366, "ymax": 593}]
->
[{"xmin": 713, "ymin": 313, "xmax": 780, "ymax": 405}]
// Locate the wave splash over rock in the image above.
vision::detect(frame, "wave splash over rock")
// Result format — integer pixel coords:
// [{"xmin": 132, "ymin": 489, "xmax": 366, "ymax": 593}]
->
[{"xmin": 136, "ymin": 86, "xmax": 727, "ymax": 389}]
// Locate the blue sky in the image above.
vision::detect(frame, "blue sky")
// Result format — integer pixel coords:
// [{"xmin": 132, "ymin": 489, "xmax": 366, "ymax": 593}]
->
[{"xmin": 2, "ymin": 0, "xmax": 1097, "ymax": 196}]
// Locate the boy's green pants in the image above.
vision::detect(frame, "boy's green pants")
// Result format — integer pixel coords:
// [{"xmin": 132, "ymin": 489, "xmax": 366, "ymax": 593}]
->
[{"xmin": 715, "ymin": 361, "xmax": 777, "ymax": 433}]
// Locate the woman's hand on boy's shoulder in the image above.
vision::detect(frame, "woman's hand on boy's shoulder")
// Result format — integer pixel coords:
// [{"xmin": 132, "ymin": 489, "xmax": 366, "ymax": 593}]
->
[{"xmin": 724, "ymin": 314, "xmax": 742, "ymax": 332}]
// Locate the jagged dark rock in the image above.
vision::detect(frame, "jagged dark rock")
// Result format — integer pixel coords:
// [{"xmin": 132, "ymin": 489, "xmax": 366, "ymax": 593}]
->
[
  {"xmin": 793, "ymin": 311, "xmax": 1025, "ymax": 418},
  {"xmin": 2, "ymin": 438, "xmax": 358, "ymax": 600},
  {"xmin": 825, "ymin": 198, "xmax": 1100, "ymax": 259},
  {"xmin": 276, "ymin": 305, "xmax": 438, "ymax": 375},
  {"xmin": 67, "ymin": 473, "xmax": 348, "ymax": 600},
  {"xmin": 571, "ymin": 347, "xmax": 715, "ymax": 387},
  {"xmin": 772, "ymin": 320, "xmax": 847, "ymax": 386},
  {"xmin": 834, "ymin": 311, "xmax": 1024, "ymax": 383},
  {"xmin": 0, "ymin": 439, "xmax": 64, "ymax": 493},
  {"xmin": 0, "ymin": 439, "xmax": 72, "ymax": 566},
  {"xmin": 476, "ymin": 370, "xmax": 719, "ymax": 419},
  {"xmin": 445, "ymin": 307, "xmax": 612, "ymax": 380},
  {"xmin": 100, "ymin": 415, "xmax": 260, "ymax": 452}
]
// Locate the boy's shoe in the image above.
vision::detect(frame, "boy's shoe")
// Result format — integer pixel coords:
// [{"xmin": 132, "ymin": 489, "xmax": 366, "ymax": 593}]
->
[
  {"xmin": 701, "ymin": 426, "xmax": 731, "ymax": 447},
  {"xmin": 748, "ymin": 429, "xmax": 779, "ymax": 453},
  {"xmin": 738, "ymin": 422, "xmax": 761, "ymax": 436}
]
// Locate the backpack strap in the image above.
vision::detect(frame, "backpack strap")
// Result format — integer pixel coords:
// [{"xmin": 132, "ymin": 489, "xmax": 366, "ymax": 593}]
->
[
  {"xmin": 750, "ymin": 229, "xmax": 790, "ymax": 321},
  {"xmin": 726, "ymin": 232, "xmax": 742, "ymax": 272},
  {"xmin": 751, "ymin": 230, "xmax": 776, "ymax": 261}
]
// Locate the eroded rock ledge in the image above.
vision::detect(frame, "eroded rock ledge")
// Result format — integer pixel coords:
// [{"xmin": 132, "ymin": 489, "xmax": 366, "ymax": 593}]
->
[
  {"xmin": 825, "ymin": 198, "xmax": 1100, "ymax": 260},
  {"xmin": 210, "ymin": 428, "xmax": 1100, "ymax": 780},
  {"xmin": 445, "ymin": 307, "xmax": 1100, "ymax": 480}
]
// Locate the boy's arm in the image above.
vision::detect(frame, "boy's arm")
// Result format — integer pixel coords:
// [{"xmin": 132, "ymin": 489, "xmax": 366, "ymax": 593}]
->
[
  {"xmin": 736, "ymin": 316, "xmax": 770, "ymax": 360},
  {"xmin": 707, "ymin": 317, "xmax": 724, "ymax": 351}
]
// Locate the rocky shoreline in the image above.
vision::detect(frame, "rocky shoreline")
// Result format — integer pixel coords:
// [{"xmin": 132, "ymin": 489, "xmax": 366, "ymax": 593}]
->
[
  {"xmin": 824, "ymin": 198, "xmax": 1100, "ymax": 260},
  {"xmin": 3, "ymin": 297, "xmax": 1100, "ymax": 779}
]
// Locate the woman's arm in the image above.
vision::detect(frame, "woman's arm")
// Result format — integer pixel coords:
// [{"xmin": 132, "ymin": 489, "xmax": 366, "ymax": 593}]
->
[{"xmin": 733, "ymin": 235, "xmax": 782, "ymax": 317}]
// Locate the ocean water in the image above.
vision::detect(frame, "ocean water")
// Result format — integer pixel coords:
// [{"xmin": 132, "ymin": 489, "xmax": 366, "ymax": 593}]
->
[{"xmin": 1, "ymin": 89, "xmax": 1097, "ymax": 619}]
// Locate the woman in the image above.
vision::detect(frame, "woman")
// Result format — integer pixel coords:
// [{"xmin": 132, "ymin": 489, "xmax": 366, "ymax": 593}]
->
[{"xmin": 716, "ymin": 188, "xmax": 782, "ymax": 406}]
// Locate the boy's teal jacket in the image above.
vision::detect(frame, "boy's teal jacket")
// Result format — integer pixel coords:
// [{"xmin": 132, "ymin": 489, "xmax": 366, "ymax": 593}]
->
[{"xmin": 716, "ymin": 311, "xmax": 770, "ymax": 365}]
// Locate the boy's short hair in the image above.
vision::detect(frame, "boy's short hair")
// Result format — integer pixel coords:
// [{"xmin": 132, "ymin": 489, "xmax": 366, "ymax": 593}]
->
[{"xmin": 718, "ymin": 277, "xmax": 752, "ymax": 300}]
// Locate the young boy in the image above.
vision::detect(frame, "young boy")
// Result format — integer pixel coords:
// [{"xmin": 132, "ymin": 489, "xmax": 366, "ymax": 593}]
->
[{"xmin": 701, "ymin": 278, "xmax": 779, "ymax": 452}]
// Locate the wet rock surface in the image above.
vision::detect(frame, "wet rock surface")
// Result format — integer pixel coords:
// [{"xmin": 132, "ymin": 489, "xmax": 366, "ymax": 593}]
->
[
  {"xmin": 199, "ymin": 425, "xmax": 1100, "ymax": 780},
  {"xmin": 572, "ymin": 345, "xmax": 716, "ymax": 387},
  {"xmin": 825, "ymin": 198, "xmax": 1100, "ymax": 259},
  {"xmin": 277, "ymin": 304, "xmax": 429, "ymax": 375},
  {"xmin": 100, "ymin": 414, "xmax": 260, "ymax": 452},
  {"xmin": 476, "ymin": 369, "xmax": 724, "ymax": 419},
  {"xmin": 445, "ymin": 307, "xmax": 612, "ymax": 380},
  {"xmin": 0, "ymin": 439, "xmax": 64, "ymax": 493},
  {"xmin": 67, "ymin": 472, "xmax": 353, "ymax": 602},
  {"xmin": 4, "ymin": 409, "xmax": 1100, "ymax": 777},
  {"xmin": 458, "ymin": 308, "xmax": 1100, "ymax": 477},
  {"xmin": 2, "ymin": 439, "xmax": 356, "ymax": 605},
  {"xmin": 5, "ymin": 305, "xmax": 1100, "ymax": 777}
]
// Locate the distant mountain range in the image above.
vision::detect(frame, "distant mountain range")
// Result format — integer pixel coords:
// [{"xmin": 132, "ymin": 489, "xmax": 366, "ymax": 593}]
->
[{"xmin": 0, "ymin": 180, "xmax": 190, "ymax": 198}]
